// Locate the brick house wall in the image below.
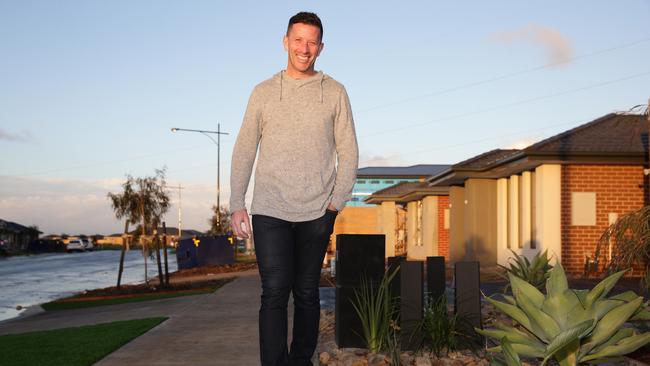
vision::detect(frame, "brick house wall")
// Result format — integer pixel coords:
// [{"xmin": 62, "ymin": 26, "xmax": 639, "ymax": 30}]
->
[
  {"xmin": 438, "ymin": 195, "xmax": 450, "ymax": 260},
  {"xmin": 561, "ymin": 165, "xmax": 645, "ymax": 276}
]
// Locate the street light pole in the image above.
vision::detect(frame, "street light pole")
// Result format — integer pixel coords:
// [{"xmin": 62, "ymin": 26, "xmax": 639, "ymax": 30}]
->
[{"xmin": 171, "ymin": 126, "xmax": 229, "ymax": 231}]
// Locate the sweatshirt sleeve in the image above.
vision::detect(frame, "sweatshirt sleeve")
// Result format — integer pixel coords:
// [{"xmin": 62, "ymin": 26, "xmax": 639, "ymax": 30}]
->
[
  {"xmin": 330, "ymin": 87, "xmax": 359, "ymax": 210},
  {"xmin": 229, "ymin": 87, "xmax": 262, "ymax": 212}
]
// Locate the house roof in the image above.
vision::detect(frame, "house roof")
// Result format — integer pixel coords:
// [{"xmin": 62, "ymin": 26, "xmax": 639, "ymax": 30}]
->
[
  {"xmin": 525, "ymin": 113, "xmax": 648, "ymax": 157},
  {"xmin": 429, "ymin": 112, "xmax": 649, "ymax": 187},
  {"xmin": 357, "ymin": 164, "xmax": 451, "ymax": 178},
  {"xmin": 370, "ymin": 181, "xmax": 424, "ymax": 197},
  {"xmin": 453, "ymin": 149, "xmax": 522, "ymax": 170},
  {"xmin": 0, "ymin": 219, "xmax": 42, "ymax": 234},
  {"xmin": 365, "ymin": 181, "xmax": 449, "ymax": 204}
]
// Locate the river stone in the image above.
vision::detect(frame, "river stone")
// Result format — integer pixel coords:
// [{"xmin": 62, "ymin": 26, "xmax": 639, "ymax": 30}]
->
[{"xmin": 320, "ymin": 351, "xmax": 331, "ymax": 365}]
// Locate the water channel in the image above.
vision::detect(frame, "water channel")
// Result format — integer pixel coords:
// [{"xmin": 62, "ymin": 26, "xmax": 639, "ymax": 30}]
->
[{"xmin": 0, "ymin": 250, "xmax": 177, "ymax": 322}]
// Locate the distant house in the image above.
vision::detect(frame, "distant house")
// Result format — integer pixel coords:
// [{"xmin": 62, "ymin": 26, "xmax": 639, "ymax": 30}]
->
[
  {"xmin": 350, "ymin": 165, "xmax": 450, "ymax": 206},
  {"xmin": 365, "ymin": 182, "xmax": 450, "ymax": 260},
  {"xmin": 331, "ymin": 165, "xmax": 450, "ymax": 255},
  {"xmin": 0, "ymin": 219, "xmax": 41, "ymax": 253},
  {"xmin": 97, "ymin": 227, "xmax": 205, "ymax": 247},
  {"xmin": 425, "ymin": 112, "xmax": 648, "ymax": 275}
]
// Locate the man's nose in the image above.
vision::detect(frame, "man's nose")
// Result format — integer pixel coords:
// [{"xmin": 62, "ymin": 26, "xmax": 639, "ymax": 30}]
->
[{"xmin": 300, "ymin": 42, "xmax": 310, "ymax": 53}]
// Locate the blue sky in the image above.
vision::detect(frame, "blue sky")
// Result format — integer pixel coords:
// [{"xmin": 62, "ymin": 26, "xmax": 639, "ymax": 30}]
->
[{"xmin": 1, "ymin": 0, "xmax": 649, "ymax": 235}]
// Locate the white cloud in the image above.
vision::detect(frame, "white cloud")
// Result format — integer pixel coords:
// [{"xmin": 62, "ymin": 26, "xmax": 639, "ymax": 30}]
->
[
  {"xmin": 491, "ymin": 24, "xmax": 574, "ymax": 68},
  {"xmin": 358, "ymin": 152, "xmax": 406, "ymax": 167},
  {"xmin": 0, "ymin": 128, "xmax": 31, "ymax": 142},
  {"xmin": 505, "ymin": 138, "xmax": 537, "ymax": 150}
]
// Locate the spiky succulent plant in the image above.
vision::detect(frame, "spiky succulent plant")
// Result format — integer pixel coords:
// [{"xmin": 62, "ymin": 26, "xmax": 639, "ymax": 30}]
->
[
  {"xmin": 478, "ymin": 263, "xmax": 650, "ymax": 366},
  {"xmin": 499, "ymin": 249, "xmax": 553, "ymax": 292}
]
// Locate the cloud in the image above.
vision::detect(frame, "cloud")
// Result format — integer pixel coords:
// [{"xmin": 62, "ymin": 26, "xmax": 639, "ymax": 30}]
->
[
  {"xmin": 0, "ymin": 176, "xmax": 220, "ymax": 235},
  {"xmin": 358, "ymin": 152, "xmax": 406, "ymax": 167},
  {"xmin": 505, "ymin": 138, "xmax": 537, "ymax": 150},
  {"xmin": 0, "ymin": 128, "xmax": 32, "ymax": 142},
  {"xmin": 491, "ymin": 24, "xmax": 574, "ymax": 68}
]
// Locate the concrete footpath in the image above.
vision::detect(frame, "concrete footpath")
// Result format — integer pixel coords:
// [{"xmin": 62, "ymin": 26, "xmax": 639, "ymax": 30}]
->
[{"xmin": 0, "ymin": 270, "xmax": 270, "ymax": 365}]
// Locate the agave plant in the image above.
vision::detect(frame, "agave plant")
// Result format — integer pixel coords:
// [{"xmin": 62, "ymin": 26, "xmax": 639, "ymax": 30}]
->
[
  {"xmin": 478, "ymin": 263, "xmax": 650, "ymax": 365},
  {"xmin": 499, "ymin": 249, "xmax": 553, "ymax": 291}
]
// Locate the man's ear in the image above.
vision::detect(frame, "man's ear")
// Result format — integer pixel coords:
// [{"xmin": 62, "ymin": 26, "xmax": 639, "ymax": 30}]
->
[
  {"xmin": 283, "ymin": 35, "xmax": 288, "ymax": 51},
  {"xmin": 317, "ymin": 42, "xmax": 325, "ymax": 57}
]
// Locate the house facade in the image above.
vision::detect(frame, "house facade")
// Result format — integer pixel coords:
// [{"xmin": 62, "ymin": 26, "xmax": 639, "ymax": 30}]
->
[
  {"xmin": 330, "ymin": 165, "xmax": 450, "ymax": 256},
  {"xmin": 426, "ymin": 113, "xmax": 648, "ymax": 275},
  {"xmin": 365, "ymin": 182, "xmax": 450, "ymax": 260}
]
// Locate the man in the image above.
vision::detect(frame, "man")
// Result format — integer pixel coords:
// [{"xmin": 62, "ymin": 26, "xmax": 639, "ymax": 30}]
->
[{"xmin": 229, "ymin": 11, "xmax": 358, "ymax": 366}]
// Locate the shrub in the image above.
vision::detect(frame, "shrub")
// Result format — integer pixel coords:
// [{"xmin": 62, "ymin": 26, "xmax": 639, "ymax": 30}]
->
[{"xmin": 478, "ymin": 263, "xmax": 650, "ymax": 365}]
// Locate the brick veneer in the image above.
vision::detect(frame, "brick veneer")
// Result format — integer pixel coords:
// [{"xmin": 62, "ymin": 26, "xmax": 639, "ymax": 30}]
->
[
  {"xmin": 561, "ymin": 165, "xmax": 645, "ymax": 276},
  {"xmin": 438, "ymin": 195, "xmax": 450, "ymax": 260}
]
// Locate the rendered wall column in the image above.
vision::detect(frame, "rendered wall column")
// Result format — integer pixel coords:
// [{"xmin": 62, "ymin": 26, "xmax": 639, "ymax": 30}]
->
[
  {"xmin": 508, "ymin": 174, "xmax": 520, "ymax": 253},
  {"xmin": 534, "ymin": 164, "xmax": 562, "ymax": 264},
  {"xmin": 406, "ymin": 201, "xmax": 418, "ymax": 257},
  {"xmin": 379, "ymin": 201, "xmax": 397, "ymax": 258},
  {"xmin": 411, "ymin": 195, "xmax": 438, "ymax": 260},
  {"xmin": 449, "ymin": 186, "xmax": 465, "ymax": 263},
  {"xmin": 496, "ymin": 178, "xmax": 509, "ymax": 266},
  {"xmin": 520, "ymin": 171, "xmax": 532, "ymax": 250}
]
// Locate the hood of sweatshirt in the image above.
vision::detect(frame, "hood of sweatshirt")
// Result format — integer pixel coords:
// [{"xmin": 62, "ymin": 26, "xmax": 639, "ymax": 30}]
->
[{"xmin": 276, "ymin": 70, "xmax": 328, "ymax": 103}]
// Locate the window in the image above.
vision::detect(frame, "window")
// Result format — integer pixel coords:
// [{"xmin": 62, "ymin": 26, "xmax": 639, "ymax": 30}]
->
[
  {"xmin": 571, "ymin": 192, "xmax": 596, "ymax": 226},
  {"xmin": 357, "ymin": 180, "xmax": 366, "ymax": 184},
  {"xmin": 370, "ymin": 180, "xmax": 380, "ymax": 184},
  {"xmin": 351, "ymin": 197, "xmax": 359, "ymax": 202},
  {"xmin": 384, "ymin": 180, "xmax": 394, "ymax": 184}
]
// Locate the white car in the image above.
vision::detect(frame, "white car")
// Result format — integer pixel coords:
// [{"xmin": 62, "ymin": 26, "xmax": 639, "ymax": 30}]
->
[
  {"xmin": 83, "ymin": 239, "xmax": 94, "ymax": 251},
  {"xmin": 66, "ymin": 239, "xmax": 85, "ymax": 253}
]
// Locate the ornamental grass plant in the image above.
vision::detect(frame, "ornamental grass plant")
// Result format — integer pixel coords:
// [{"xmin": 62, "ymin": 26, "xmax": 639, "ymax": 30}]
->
[
  {"xmin": 413, "ymin": 294, "xmax": 468, "ymax": 357},
  {"xmin": 350, "ymin": 267, "xmax": 399, "ymax": 353}
]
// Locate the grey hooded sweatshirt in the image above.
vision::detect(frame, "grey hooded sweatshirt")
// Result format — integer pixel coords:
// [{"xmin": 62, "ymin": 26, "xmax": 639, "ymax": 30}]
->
[{"xmin": 229, "ymin": 70, "xmax": 359, "ymax": 222}]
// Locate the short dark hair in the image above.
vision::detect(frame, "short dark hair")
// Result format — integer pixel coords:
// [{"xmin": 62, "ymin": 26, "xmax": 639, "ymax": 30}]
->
[{"xmin": 287, "ymin": 12, "xmax": 323, "ymax": 41}]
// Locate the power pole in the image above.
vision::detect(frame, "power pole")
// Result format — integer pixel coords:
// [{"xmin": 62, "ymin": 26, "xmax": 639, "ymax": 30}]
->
[
  {"xmin": 166, "ymin": 184, "xmax": 184, "ymax": 246},
  {"xmin": 170, "ymin": 126, "xmax": 229, "ymax": 232}
]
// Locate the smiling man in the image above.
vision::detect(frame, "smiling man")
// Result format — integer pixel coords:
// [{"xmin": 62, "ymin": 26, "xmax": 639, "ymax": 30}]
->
[{"xmin": 229, "ymin": 11, "xmax": 358, "ymax": 366}]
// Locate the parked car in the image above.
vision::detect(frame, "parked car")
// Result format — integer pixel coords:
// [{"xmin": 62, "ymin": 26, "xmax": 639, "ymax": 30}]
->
[
  {"xmin": 83, "ymin": 238, "xmax": 94, "ymax": 251},
  {"xmin": 66, "ymin": 239, "xmax": 85, "ymax": 253}
]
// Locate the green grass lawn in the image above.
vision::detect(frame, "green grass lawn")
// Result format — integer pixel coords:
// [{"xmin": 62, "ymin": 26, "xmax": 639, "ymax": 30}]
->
[
  {"xmin": 0, "ymin": 317, "xmax": 167, "ymax": 366},
  {"xmin": 42, "ymin": 288, "xmax": 216, "ymax": 311}
]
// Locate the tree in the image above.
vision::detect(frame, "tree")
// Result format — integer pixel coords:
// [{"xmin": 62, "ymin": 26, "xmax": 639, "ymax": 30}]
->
[
  {"xmin": 594, "ymin": 105, "xmax": 650, "ymax": 286},
  {"xmin": 108, "ymin": 168, "xmax": 170, "ymax": 287},
  {"xmin": 208, "ymin": 205, "xmax": 231, "ymax": 235}
]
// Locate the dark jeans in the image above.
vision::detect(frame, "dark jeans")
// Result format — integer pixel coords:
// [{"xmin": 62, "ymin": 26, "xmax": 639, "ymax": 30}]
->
[{"xmin": 252, "ymin": 211, "xmax": 337, "ymax": 366}]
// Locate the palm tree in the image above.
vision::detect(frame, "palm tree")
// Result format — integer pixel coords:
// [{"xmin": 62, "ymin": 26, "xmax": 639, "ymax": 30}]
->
[{"xmin": 108, "ymin": 168, "xmax": 170, "ymax": 287}]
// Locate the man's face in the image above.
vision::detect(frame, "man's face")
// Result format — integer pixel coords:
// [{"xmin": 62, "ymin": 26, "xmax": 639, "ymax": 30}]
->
[{"xmin": 283, "ymin": 22, "xmax": 324, "ymax": 78}]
